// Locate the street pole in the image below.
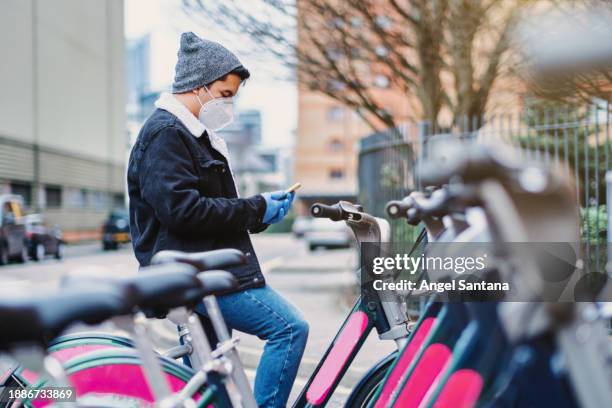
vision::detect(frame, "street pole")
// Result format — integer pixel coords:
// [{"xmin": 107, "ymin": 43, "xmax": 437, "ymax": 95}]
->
[{"xmin": 607, "ymin": 171, "xmax": 612, "ymax": 277}]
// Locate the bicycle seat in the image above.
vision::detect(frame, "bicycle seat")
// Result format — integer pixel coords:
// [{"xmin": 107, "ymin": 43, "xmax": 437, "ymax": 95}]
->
[
  {"xmin": 0, "ymin": 285, "xmax": 134, "ymax": 349},
  {"xmin": 130, "ymin": 263, "xmax": 204, "ymax": 314},
  {"xmin": 150, "ymin": 248, "xmax": 247, "ymax": 271},
  {"xmin": 196, "ymin": 270, "xmax": 238, "ymax": 297}
]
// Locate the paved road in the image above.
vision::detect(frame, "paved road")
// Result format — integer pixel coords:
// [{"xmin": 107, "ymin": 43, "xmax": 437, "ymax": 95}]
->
[{"xmin": 0, "ymin": 234, "xmax": 396, "ymax": 406}]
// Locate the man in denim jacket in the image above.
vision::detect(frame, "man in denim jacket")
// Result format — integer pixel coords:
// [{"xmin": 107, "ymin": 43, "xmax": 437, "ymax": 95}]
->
[{"xmin": 127, "ymin": 32, "xmax": 308, "ymax": 407}]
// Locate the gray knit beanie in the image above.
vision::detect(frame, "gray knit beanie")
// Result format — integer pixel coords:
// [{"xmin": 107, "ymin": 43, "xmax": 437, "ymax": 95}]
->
[{"xmin": 172, "ymin": 32, "xmax": 248, "ymax": 93}]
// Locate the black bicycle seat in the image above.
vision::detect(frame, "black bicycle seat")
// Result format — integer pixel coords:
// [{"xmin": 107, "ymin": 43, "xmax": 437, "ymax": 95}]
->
[
  {"xmin": 0, "ymin": 285, "xmax": 133, "ymax": 349},
  {"xmin": 197, "ymin": 270, "xmax": 238, "ymax": 297},
  {"xmin": 130, "ymin": 263, "xmax": 203, "ymax": 314},
  {"xmin": 150, "ymin": 248, "xmax": 247, "ymax": 271}
]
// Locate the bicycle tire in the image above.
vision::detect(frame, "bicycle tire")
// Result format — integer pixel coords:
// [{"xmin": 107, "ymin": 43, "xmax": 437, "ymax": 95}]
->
[{"xmin": 344, "ymin": 353, "xmax": 396, "ymax": 408}]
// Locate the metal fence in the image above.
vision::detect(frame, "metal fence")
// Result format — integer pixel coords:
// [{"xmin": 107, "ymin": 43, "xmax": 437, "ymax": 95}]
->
[{"xmin": 358, "ymin": 102, "xmax": 611, "ymax": 273}]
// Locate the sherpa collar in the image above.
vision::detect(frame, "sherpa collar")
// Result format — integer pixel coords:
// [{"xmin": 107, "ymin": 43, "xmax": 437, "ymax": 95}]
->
[
  {"xmin": 154, "ymin": 92, "xmax": 239, "ymax": 196},
  {"xmin": 155, "ymin": 92, "xmax": 206, "ymax": 137}
]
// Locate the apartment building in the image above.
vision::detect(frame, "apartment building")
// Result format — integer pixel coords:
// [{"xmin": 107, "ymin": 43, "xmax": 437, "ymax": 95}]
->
[{"xmin": 293, "ymin": 7, "xmax": 412, "ymax": 210}]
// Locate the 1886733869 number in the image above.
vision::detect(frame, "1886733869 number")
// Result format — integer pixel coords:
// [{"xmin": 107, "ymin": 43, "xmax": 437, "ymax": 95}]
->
[{"xmin": 1, "ymin": 387, "xmax": 76, "ymax": 402}]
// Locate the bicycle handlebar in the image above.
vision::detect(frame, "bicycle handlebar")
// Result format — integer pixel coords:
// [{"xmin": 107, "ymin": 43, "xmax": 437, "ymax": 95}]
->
[
  {"xmin": 310, "ymin": 203, "xmax": 344, "ymax": 221},
  {"xmin": 413, "ymin": 191, "xmax": 449, "ymax": 218},
  {"xmin": 385, "ymin": 199, "xmax": 414, "ymax": 219},
  {"xmin": 386, "ymin": 189, "xmax": 450, "ymax": 224}
]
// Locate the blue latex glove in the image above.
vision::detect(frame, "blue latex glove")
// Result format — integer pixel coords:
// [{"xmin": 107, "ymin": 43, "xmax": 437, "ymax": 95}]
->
[{"xmin": 262, "ymin": 191, "xmax": 295, "ymax": 224}]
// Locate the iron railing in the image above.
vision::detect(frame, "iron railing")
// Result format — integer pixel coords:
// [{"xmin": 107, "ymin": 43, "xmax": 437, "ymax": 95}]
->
[{"xmin": 358, "ymin": 102, "xmax": 611, "ymax": 273}]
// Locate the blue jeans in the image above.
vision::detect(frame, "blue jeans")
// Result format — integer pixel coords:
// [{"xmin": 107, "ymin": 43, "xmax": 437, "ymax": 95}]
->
[{"xmin": 193, "ymin": 285, "xmax": 309, "ymax": 408}]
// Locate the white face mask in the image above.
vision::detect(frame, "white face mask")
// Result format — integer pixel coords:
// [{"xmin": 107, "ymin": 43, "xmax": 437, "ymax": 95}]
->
[{"xmin": 195, "ymin": 85, "xmax": 235, "ymax": 131}]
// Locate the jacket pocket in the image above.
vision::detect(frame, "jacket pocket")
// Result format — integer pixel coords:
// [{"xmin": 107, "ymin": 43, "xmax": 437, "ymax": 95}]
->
[{"xmin": 197, "ymin": 158, "xmax": 227, "ymax": 195}]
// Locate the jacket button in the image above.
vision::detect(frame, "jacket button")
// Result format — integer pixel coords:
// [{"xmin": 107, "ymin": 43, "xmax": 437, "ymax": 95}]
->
[
  {"xmin": 245, "ymin": 252, "xmax": 251, "ymax": 256},
  {"xmin": 222, "ymin": 168, "xmax": 226, "ymax": 173}
]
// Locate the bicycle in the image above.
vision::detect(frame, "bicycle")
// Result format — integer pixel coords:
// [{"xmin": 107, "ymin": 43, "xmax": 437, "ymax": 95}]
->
[
  {"xmin": 2, "ymin": 203, "xmax": 419, "ymax": 408},
  {"xmin": 366, "ymin": 143, "xmax": 611, "ymax": 408},
  {"xmin": 1, "ymin": 254, "xmax": 247, "ymax": 407}
]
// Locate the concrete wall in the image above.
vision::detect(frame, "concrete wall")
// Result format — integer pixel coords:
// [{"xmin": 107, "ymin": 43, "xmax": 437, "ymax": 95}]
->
[
  {"xmin": 0, "ymin": 0, "xmax": 125, "ymax": 164},
  {"xmin": 0, "ymin": 0, "xmax": 126, "ymax": 233}
]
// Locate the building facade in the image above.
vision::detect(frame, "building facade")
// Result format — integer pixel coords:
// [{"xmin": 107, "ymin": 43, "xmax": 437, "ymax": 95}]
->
[
  {"xmin": 0, "ymin": 0, "xmax": 126, "ymax": 239},
  {"xmin": 293, "ymin": 7, "xmax": 412, "ymax": 211}
]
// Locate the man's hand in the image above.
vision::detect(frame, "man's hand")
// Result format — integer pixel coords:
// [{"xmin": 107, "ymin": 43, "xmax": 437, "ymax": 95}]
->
[{"xmin": 262, "ymin": 191, "xmax": 295, "ymax": 224}]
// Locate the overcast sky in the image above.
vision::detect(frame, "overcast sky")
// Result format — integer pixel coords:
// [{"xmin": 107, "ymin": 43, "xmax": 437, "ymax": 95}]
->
[{"xmin": 124, "ymin": 0, "xmax": 297, "ymax": 148}]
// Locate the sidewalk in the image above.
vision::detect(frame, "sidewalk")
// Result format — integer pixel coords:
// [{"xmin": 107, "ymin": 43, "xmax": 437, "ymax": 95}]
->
[{"xmin": 268, "ymin": 244, "xmax": 358, "ymax": 274}]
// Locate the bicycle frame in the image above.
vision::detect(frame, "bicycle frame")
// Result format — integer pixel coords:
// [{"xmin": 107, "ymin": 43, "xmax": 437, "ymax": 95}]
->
[{"xmin": 291, "ymin": 201, "xmax": 414, "ymax": 407}]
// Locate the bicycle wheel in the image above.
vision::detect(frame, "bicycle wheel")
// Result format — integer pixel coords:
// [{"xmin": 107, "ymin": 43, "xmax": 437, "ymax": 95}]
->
[
  {"xmin": 5, "ymin": 333, "xmax": 137, "ymax": 389},
  {"xmin": 344, "ymin": 354, "xmax": 396, "ymax": 408},
  {"xmin": 21, "ymin": 348, "xmax": 215, "ymax": 408}
]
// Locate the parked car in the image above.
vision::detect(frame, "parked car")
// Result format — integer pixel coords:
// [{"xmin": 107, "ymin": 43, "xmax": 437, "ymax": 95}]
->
[
  {"xmin": 292, "ymin": 216, "xmax": 314, "ymax": 238},
  {"xmin": 102, "ymin": 209, "xmax": 130, "ymax": 250},
  {"xmin": 304, "ymin": 218, "xmax": 353, "ymax": 251},
  {"xmin": 24, "ymin": 214, "xmax": 65, "ymax": 261},
  {"xmin": 0, "ymin": 194, "xmax": 28, "ymax": 264}
]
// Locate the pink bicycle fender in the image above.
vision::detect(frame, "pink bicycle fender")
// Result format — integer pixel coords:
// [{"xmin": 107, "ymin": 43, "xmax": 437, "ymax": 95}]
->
[
  {"xmin": 16, "ymin": 344, "xmax": 114, "ymax": 385},
  {"xmin": 306, "ymin": 311, "xmax": 369, "ymax": 405},
  {"xmin": 392, "ymin": 343, "xmax": 452, "ymax": 408},
  {"xmin": 374, "ymin": 317, "xmax": 436, "ymax": 408},
  {"xmin": 432, "ymin": 369, "xmax": 483, "ymax": 408}
]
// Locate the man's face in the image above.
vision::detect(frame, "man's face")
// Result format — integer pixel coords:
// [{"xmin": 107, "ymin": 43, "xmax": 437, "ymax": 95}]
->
[{"xmin": 196, "ymin": 73, "xmax": 242, "ymax": 103}]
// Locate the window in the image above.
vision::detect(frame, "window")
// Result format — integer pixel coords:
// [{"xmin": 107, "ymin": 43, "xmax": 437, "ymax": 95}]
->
[
  {"xmin": 330, "ymin": 17, "xmax": 344, "ymax": 29},
  {"xmin": 65, "ymin": 187, "xmax": 88, "ymax": 208},
  {"xmin": 113, "ymin": 193, "xmax": 125, "ymax": 208},
  {"xmin": 329, "ymin": 138, "xmax": 344, "ymax": 152},
  {"xmin": 375, "ymin": 15, "xmax": 392, "ymax": 29},
  {"xmin": 329, "ymin": 168, "xmax": 345, "ymax": 179},
  {"xmin": 45, "ymin": 185, "xmax": 62, "ymax": 208},
  {"xmin": 375, "ymin": 45, "xmax": 388, "ymax": 57},
  {"xmin": 327, "ymin": 107, "xmax": 345, "ymax": 122},
  {"xmin": 326, "ymin": 79, "xmax": 346, "ymax": 91},
  {"xmin": 91, "ymin": 191, "xmax": 110, "ymax": 209},
  {"xmin": 325, "ymin": 47, "xmax": 342, "ymax": 61},
  {"xmin": 10, "ymin": 181, "xmax": 32, "ymax": 207},
  {"xmin": 351, "ymin": 17, "xmax": 363, "ymax": 28},
  {"xmin": 80, "ymin": 189, "xmax": 89, "ymax": 207},
  {"xmin": 374, "ymin": 74, "xmax": 390, "ymax": 88}
]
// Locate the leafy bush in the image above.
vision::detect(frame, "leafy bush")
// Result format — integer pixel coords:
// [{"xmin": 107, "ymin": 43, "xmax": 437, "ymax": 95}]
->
[
  {"xmin": 580, "ymin": 205, "xmax": 608, "ymax": 272},
  {"xmin": 581, "ymin": 205, "xmax": 607, "ymax": 244}
]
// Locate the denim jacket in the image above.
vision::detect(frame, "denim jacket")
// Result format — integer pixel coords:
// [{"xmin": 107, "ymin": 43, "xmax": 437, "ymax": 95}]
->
[{"xmin": 127, "ymin": 97, "xmax": 268, "ymax": 290}]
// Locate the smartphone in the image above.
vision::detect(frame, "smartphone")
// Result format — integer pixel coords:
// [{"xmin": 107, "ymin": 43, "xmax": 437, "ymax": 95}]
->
[{"xmin": 285, "ymin": 182, "xmax": 302, "ymax": 194}]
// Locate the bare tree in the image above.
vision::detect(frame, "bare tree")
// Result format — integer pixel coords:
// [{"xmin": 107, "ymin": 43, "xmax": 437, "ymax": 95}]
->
[{"xmin": 182, "ymin": 0, "xmax": 526, "ymax": 132}]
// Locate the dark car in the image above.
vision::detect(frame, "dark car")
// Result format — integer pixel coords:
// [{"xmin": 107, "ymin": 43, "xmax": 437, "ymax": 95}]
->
[
  {"xmin": 24, "ymin": 214, "xmax": 65, "ymax": 261},
  {"xmin": 102, "ymin": 209, "xmax": 130, "ymax": 250},
  {"xmin": 0, "ymin": 195, "xmax": 28, "ymax": 265}
]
